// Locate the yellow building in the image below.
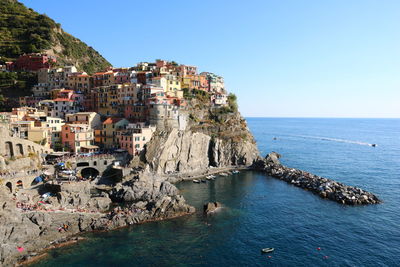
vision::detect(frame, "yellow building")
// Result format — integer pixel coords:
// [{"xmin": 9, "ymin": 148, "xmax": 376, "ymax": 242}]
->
[
  {"xmin": 67, "ymin": 73, "xmax": 91, "ymax": 93},
  {"xmin": 165, "ymin": 75, "xmax": 183, "ymax": 98},
  {"xmin": 94, "ymin": 85, "xmax": 120, "ymax": 116},
  {"xmin": 95, "ymin": 118, "xmax": 129, "ymax": 149},
  {"xmin": 28, "ymin": 127, "xmax": 51, "ymax": 148}
]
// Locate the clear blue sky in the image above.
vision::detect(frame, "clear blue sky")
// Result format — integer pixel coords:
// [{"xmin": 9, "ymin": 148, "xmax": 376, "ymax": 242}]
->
[{"xmin": 21, "ymin": 0, "xmax": 400, "ymax": 118}]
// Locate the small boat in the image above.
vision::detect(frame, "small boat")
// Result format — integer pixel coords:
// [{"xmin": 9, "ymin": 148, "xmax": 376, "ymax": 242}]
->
[
  {"xmin": 232, "ymin": 170, "xmax": 240, "ymax": 174},
  {"xmin": 193, "ymin": 179, "xmax": 200, "ymax": 183},
  {"xmin": 371, "ymin": 144, "xmax": 377, "ymax": 147},
  {"xmin": 273, "ymin": 137, "xmax": 277, "ymax": 140},
  {"xmin": 201, "ymin": 179, "xmax": 207, "ymax": 183},
  {"xmin": 261, "ymin": 248, "xmax": 274, "ymax": 253},
  {"xmin": 206, "ymin": 176, "xmax": 213, "ymax": 180},
  {"xmin": 219, "ymin": 172, "xmax": 229, "ymax": 177}
]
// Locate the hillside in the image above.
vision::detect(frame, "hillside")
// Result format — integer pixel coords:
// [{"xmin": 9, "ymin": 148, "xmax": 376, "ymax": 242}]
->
[{"xmin": 0, "ymin": 0, "xmax": 111, "ymax": 74}]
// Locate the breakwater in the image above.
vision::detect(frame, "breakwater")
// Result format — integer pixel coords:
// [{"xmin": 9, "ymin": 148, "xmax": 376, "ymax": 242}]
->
[{"xmin": 254, "ymin": 152, "xmax": 381, "ymax": 205}]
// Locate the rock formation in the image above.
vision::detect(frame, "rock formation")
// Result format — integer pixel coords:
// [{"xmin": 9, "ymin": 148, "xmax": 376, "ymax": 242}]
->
[
  {"xmin": 203, "ymin": 202, "xmax": 222, "ymax": 214},
  {"xmin": 0, "ymin": 173, "xmax": 193, "ymax": 265},
  {"xmin": 139, "ymin": 100, "xmax": 260, "ymax": 179},
  {"xmin": 254, "ymin": 152, "xmax": 381, "ymax": 205}
]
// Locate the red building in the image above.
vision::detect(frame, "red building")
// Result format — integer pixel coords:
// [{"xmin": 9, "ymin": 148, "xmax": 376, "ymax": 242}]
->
[{"xmin": 8, "ymin": 53, "xmax": 56, "ymax": 72}]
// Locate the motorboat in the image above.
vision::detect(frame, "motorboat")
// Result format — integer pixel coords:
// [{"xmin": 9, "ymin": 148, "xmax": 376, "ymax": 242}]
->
[
  {"xmin": 261, "ymin": 248, "xmax": 274, "ymax": 253},
  {"xmin": 371, "ymin": 144, "xmax": 377, "ymax": 147},
  {"xmin": 232, "ymin": 170, "xmax": 240, "ymax": 174},
  {"xmin": 193, "ymin": 179, "xmax": 200, "ymax": 183}
]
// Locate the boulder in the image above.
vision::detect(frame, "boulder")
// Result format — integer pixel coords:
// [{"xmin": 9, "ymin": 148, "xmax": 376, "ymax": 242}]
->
[{"xmin": 203, "ymin": 202, "xmax": 222, "ymax": 214}]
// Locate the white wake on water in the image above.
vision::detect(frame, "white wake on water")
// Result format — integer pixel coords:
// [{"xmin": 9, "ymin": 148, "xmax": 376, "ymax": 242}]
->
[{"xmin": 286, "ymin": 134, "xmax": 377, "ymax": 147}]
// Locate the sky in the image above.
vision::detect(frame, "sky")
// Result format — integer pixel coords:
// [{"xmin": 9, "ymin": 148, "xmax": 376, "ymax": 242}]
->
[{"xmin": 20, "ymin": 0, "xmax": 400, "ymax": 118}]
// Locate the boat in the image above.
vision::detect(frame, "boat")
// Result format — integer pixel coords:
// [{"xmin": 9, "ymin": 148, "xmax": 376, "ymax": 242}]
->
[
  {"xmin": 193, "ymin": 179, "xmax": 200, "ymax": 183},
  {"xmin": 371, "ymin": 144, "xmax": 377, "ymax": 147},
  {"xmin": 261, "ymin": 248, "xmax": 274, "ymax": 253},
  {"xmin": 232, "ymin": 170, "xmax": 240, "ymax": 174},
  {"xmin": 219, "ymin": 172, "xmax": 229, "ymax": 177},
  {"xmin": 201, "ymin": 179, "xmax": 207, "ymax": 183}
]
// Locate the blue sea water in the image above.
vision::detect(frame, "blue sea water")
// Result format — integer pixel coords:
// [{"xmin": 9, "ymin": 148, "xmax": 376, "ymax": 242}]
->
[{"xmin": 33, "ymin": 118, "xmax": 400, "ymax": 267}]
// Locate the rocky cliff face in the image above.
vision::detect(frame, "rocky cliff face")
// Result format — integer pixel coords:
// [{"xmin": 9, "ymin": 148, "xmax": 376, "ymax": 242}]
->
[{"xmin": 140, "ymin": 99, "xmax": 260, "ymax": 177}]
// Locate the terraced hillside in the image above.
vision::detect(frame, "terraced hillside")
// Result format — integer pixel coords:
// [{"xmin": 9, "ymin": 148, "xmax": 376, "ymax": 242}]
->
[{"xmin": 0, "ymin": 0, "xmax": 111, "ymax": 74}]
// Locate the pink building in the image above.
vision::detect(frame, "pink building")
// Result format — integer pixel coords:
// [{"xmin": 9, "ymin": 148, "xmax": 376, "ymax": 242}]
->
[{"xmin": 116, "ymin": 126, "xmax": 155, "ymax": 156}]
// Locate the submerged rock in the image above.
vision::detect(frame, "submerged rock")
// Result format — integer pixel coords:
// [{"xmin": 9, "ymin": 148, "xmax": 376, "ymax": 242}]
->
[{"xmin": 204, "ymin": 202, "xmax": 222, "ymax": 214}]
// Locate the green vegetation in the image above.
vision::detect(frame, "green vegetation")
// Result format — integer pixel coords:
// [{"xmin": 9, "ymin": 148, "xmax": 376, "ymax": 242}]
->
[
  {"xmin": 227, "ymin": 93, "xmax": 238, "ymax": 113},
  {"xmin": 184, "ymin": 88, "xmax": 210, "ymax": 103},
  {"xmin": 0, "ymin": 0, "xmax": 111, "ymax": 73},
  {"xmin": 0, "ymin": 71, "xmax": 37, "ymax": 97}
]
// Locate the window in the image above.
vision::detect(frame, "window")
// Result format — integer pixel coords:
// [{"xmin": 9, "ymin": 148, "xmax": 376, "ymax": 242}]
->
[
  {"xmin": 135, "ymin": 144, "xmax": 140, "ymax": 148},
  {"xmin": 104, "ymin": 161, "xmax": 107, "ymax": 165}
]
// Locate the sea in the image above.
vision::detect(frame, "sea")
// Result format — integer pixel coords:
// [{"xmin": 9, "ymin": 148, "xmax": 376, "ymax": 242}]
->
[{"xmin": 33, "ymin": 118, "xmax": 400, "ymax": 267}]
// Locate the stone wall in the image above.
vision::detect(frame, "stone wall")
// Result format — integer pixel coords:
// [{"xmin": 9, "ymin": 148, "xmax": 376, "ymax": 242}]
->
[{"xmin": 0, "ymin": 127, "xmax": 52, "ymax": 159}]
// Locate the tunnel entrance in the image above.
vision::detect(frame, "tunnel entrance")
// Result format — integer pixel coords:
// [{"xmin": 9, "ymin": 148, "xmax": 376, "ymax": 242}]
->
[{"xmin": 80, "ymin": 167, "xmax": 100, "ymax": 179}]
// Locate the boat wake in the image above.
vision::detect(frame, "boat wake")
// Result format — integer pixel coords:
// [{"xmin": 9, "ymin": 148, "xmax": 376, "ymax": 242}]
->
[{"xmin": 287, "ymin": 135, "xmax": 377, "ymax": 147}]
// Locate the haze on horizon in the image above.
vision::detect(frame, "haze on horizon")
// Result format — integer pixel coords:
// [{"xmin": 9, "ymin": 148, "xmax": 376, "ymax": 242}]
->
[{"xmin": 20, "ymin": 0, "xmax": 400, "ymax": 118}]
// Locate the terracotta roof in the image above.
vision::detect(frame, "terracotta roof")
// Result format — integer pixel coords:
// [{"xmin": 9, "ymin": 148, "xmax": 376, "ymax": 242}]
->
[{"xmin": 103, "ymin": 117, "xmax": 123, "ymax": 124}]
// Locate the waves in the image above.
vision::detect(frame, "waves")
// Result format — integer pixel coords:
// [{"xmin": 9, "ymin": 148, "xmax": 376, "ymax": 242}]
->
[{"xmin": 284, "ymin": 134, "xmax": 377, "ymax": 147}]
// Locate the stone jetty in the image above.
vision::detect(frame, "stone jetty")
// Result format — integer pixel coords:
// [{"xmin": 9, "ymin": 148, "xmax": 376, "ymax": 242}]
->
[{"xmin": 254, "ymin": 152, "xmax": 381, "ymax": 205}]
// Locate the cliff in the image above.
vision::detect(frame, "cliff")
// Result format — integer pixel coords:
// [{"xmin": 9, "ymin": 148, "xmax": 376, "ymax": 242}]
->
[{"xmin": 139, "ymin": 96, "xmax": 260, "ymax": 179}]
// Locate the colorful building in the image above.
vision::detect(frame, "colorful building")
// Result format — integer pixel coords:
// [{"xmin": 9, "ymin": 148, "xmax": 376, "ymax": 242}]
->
[
  {"xmin": 116, "ymin": 125, "xmax": 155, "ymax": 156},
  {"xmin": 95, "ymin": 118, "xmax": 129, "ymax": 149},
  {"xmin": 65, "ymin": 112, "xmax": 102, "ymax": 130},
  {"xmin": 8, "ymin": 53, "xmax": 56, "ymax": 72},
  {"xmin": 61, "ymin": 124, "xmax": 94, "ymax": 153},
  {"xmin": 67, "ymin": 72, "xmax": 91, "ymax": 93}
]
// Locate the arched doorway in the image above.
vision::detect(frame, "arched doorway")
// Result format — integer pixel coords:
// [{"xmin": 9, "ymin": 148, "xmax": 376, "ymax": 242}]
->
[
  {"xmin": 5, "ymin": 142, "xmax": 14, "ymax": 157},
  {"xmin": 5, "ymin": 182, "xmax": 12, "ymax": 193},
  {"xmin": 80, "ymin": 167, "xmax": 99, "ymax": 179},
  {"xmin": 16, "ymin": 144, "xmax": 24, "ymax": 156}
]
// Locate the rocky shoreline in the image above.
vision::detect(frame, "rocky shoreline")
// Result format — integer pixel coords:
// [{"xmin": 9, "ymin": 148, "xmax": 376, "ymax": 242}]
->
[
  {"xmin": 254, "ymin": 152, "xmax": 381, "ymax": 205},
  {"xmin": 0, "ymin": 174, "xmax": 195, "ymax": 266}
]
